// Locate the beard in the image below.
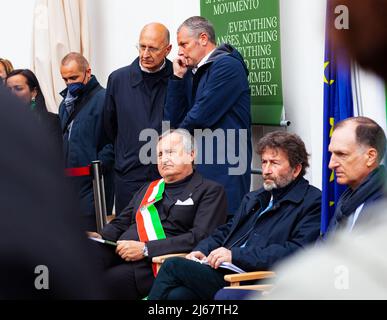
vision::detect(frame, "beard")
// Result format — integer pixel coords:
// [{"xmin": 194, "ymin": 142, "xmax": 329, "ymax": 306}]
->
[
  {"xmin": 263, "ymin": 180, "xmax": 278, "ymax": 191},
  {"xmin": 263, "ymin": 172, "xmax": 295, "ymax": 191}
]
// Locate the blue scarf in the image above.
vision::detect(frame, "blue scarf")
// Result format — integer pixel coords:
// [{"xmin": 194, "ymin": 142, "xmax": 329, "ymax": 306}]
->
[
  {"xmin": 64, "ymin": 90, "xmax": 78, "ymax": 116},
  {"xmin": 327, "ymin": 165, "xmax": 385, "ymax": 233}
]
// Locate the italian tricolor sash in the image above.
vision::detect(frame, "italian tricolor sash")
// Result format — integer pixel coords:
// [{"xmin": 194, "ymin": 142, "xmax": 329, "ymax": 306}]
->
[{"xmin": 136, "ymin": 178, "xmax": 166, "ymax": 276}]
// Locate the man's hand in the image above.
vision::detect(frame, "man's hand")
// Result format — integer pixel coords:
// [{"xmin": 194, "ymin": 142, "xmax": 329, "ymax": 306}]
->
[
  {"xmin": 207, "ymin": 247, "xmax": 232, "ymax": 269},
  {"xmin": 173, "ymin": 56, "xmax": 188, "ymax": 78},
  {"xmin": 116, "ymin": 240, "xmax": 146, "ymax": 262},
  {"xmin": 87, "ymin": 231, "xmax": 102, "ymax": 239},
  {"xmin": 186, "ymin": 251, "xmax": 206, "ymax": 261}
]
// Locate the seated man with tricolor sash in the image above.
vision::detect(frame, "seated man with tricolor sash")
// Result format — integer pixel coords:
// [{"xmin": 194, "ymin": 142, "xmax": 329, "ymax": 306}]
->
[{"xmin": 88, "ymin": 129, "xmax": 227, "ymax": 299}]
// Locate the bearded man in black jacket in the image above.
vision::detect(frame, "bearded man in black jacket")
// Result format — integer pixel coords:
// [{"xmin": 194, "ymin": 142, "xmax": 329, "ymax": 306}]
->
[{"xmin": 149, "ymin": 131, "xmax": 321, "ymax": 300}]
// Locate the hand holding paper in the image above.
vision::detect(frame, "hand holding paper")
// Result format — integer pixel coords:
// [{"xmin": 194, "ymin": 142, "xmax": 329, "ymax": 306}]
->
[
  {"xmin": 207, "ymin": 247, "xmax": 232, "ymax": 269},
  {"xmin": 189, "ymin": 256, "xmax": 245, "ymax": 274}
]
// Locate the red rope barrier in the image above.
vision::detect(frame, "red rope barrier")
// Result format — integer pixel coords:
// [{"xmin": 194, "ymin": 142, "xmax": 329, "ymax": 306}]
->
[{"xmin": 65, "ymin": 165, "xmax": 91, "ymax": 177}]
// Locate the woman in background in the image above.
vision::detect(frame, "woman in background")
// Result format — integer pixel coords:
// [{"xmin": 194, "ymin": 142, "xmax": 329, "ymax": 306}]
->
[
  {"xmin": 0, "ymin": 58, "xmax": 14, "ymax": 84},
  {"xmin": 6, "ymin": 69, "xmax": 62, "ymax": 148}
]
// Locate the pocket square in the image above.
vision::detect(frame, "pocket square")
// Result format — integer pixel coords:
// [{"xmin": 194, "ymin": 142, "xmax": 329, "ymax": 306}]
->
[{"xmin": 176, "ymin": 198, "xmax": 194, "ymax": 206}]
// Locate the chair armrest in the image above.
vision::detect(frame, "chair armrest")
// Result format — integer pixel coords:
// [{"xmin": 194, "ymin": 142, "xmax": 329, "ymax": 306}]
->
[
  {"xmin": 152, "ymin": 253, "xmax": 188, "ymax": 264},
  {"xmin": 224, "ymin": 271, "xmax": 276, "ymax": 286},
  {"xmin": 223, "ymin": 284, "xmax": 274, "ymax": 291},
  {"xmin": 106, "ymin": 215, "xmax": 115, "ymax": 223},
  {"xmin": 152, "ymin": 253, "xmax": 188, "ymax": 272}
]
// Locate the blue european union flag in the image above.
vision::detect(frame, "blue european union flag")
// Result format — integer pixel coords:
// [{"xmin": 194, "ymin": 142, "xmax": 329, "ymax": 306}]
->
[{"xmin": 321, "ymin": 3, "xmax": 354, "ymax": 235}]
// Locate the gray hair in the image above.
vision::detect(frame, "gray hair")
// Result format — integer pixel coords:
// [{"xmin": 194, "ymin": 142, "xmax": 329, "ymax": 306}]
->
[
  {"xmin": 334, "ymin": 116, "xmax": 386, "ymax": 162},
  {"xmin": 160, "ymin": 129, "xmax": 196, "ymax": 154},
  {"xmin": 177, "ymin": 16, "xmax": 216, "ymax": 44}
]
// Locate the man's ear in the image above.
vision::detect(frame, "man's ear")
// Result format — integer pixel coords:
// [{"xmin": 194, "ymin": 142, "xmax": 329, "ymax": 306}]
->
[
  {"xmin": 292, "ymin": 163, "xmax": 302, "ymax": 179},
  {"xmin": 366, "ymin": 148, "xmax": 378, "ymax": 167},
  {"xmin": 199, "ymin": 32, "xmax": 209, "ymax": 46},
  {"xmin": 190, "ymin": 149, "xmax": 196, "ymax": 163},
  {"xmin": 165, "ymin": 44, "xmax": 172, "ymax": 56},
  {"xmin": 85, "ymin": 67, "xmax": 92, "ymax": 81}
]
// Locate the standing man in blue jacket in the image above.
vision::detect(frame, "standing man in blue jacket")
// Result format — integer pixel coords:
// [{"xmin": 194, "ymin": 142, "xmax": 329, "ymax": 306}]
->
[
  {"xmin": 148, "ymin": 131, "xmax": 321, "ymax": 300},
  {"xmin": 104, "ymin": 23, "xmax": 173, "ymax": 215},
  {"xmin": 59, "ymin": 52, "xmax": 114, "ymax": 230},
  {"xmin": 165, "ymin": 16, "xmax": 252, "ymax": 216}
]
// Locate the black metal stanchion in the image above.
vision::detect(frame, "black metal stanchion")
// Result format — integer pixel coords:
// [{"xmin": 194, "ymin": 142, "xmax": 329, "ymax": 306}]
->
[{"xmin": 91, "ymin": 160, "xmax": 107, "ymax": 233}]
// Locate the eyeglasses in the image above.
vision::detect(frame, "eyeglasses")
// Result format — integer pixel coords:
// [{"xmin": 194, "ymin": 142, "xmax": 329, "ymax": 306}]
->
[{"xmin": 136, "ymin": 44, "xmax": 168, "ymax": 54}]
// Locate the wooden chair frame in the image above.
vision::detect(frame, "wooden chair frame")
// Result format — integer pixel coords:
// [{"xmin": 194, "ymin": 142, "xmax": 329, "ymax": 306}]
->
[{"xmin": 152, "ymin": 253, "xmax": 275, "ymax": 291}]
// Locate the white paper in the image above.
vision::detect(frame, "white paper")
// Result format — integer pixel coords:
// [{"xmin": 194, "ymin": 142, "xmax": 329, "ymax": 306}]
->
[{"xmin": 190, "ymin": 256, "xmax": 245, "ymax": 274}]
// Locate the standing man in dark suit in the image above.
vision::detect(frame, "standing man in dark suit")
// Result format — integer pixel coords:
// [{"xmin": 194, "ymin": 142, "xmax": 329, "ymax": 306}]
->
[
  {"xmin": 89, "ymin": 129, "xmax": 227, "ymax": 299},
  {"xmin": 59, "ymin": 52, "xmax": 114, "ymax": 231},
  {"xmin": 165, "ymin": 16, "xmax": 252, "ymax": 216},
  {"xmin": 148, "ymin": 131, "xmax": 321, "ymax": 300},
  {"xmin": 325, "ymin": 116, "xmax": 386, "ymax": 235},
  {"xmin": 104, "ymin": 22, "xmax": 173, "ymax": 215}
]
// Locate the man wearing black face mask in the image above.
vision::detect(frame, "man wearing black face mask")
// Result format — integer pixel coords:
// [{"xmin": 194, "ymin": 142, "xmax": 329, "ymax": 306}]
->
[{"xmin": 59, "ymin": 52, "xmax": 114, "ymax": 231}]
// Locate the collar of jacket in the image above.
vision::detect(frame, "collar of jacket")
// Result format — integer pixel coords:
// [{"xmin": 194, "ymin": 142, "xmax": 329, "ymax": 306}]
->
[
  {"xmin": 197, "ymin": 43, "xmax": 249, "ymax": 76},
  {"xmin": 129, "ymin": 57, "xmax": 173, "ymax": 87},
  {"xmin": 59, "ymin": 75, "xmax": 100, "ymax": 98},
  {"xmin": 246, "ymin": 176, "xmax": 310, "ymax": 212}
]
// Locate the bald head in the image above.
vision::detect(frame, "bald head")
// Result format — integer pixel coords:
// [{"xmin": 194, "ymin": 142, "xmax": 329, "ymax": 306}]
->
[
  {"xmin": 140, "ymin": 22, "xmax": 170, "ymax": 47},
  {"xmin": 138, "ymin": 22, "xmax": 172, "ymax": 72},
  {"xmin": 61, "ymin": 52, "xmax": 89, "ymax": 72},
  {"xmin": 60, "ymin": 52, "xmax": 91, "ymax": 86}
]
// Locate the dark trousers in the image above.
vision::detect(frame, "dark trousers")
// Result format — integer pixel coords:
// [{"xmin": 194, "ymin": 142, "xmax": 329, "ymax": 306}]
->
[
  {"xmin": 148, "ymin": 257, "xmax": 228, "ymax": 300},
  {"xmin": 90, "ymin": 240, "xmax": 153, "ymax": 299},
  {"xmin": 81, "ymin": 215, "xmax": 97, "ymax": 232},
  {"xmin": 214, "ymin": 288, "xmax": 260, "ymax": 300}
]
